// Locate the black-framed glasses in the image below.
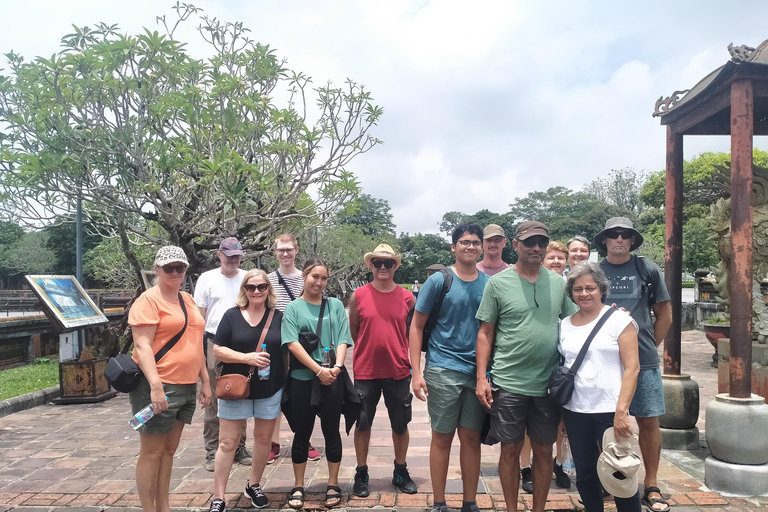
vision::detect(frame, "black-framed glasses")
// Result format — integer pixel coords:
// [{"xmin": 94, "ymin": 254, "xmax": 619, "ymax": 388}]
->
[
  {"xmin": 244, "ymin": 283, "xmax": 269, "ymax": 293},
  {"xmin": 457, "ymin": 239, "xmax": 482, "ymax": 248},
  {"xmin": 276, "ymin": 248, "xmax": 296, "ymax": 254},
  {"xmin": 372, "ymin": 259, "xmax": 395, "ymax": 269},
  {"xmin": 604, "ymin": 230, "xmax": 632, "ymax": 240},
  {"xmin": 162, "ymin": 264, "xmax": 187, "ymax": 274},
  {"xmin": 518, "ymin": 236, "xmax": 549, "ymax": 248}
]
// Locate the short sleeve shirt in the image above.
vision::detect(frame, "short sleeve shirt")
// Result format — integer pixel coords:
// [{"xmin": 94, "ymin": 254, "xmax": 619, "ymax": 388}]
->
[
  {"xmin": 281, "ymin": 297, "xmax": 353, "ymax": 381},
  {"xmin": 214, "ymin": 307, "xmax": 285, "ymax": 398},
  {"xmin": 599, "ymin": 256, "xmax": 670, "ymax": 369},
  {"xmin": 268, "ymin": 271, "xmax": 304, "ymax": 312},
  {"xmin": 476, "ymin": 266, "xmax": 578, "ymax": 396},
  {"xmin": 128, "ymin": 287, "xmax": 205, "ymax": 384},
  {"xmin": 559, "ymin": 305, "xmax": 637, "ymax": 413},
  {"xmin": 476, "ymin": 260, "xmax": 509, "ymax": 276},
  {"xmin": 415, "ymin": 269, "xmax": 490, "ymax": 375},
  {"xmin": 194, "ymin": 268, "xmax": 247, "ymax": 335}
]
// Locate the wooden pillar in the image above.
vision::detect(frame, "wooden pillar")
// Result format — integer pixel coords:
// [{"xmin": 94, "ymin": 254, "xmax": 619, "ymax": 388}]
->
[
  {"xmin": 664, "ymin": 126, "xmax": 684, "ymax": 375},
  {"xmin": 729, "ymin": 79, "xmax": 754, "ymax": 399}
]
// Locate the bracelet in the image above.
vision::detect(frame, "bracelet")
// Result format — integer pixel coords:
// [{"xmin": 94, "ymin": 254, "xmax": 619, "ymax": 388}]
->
[{"xmin": 316, "ymin": 367, "xmax": 324, "ymax": 376}]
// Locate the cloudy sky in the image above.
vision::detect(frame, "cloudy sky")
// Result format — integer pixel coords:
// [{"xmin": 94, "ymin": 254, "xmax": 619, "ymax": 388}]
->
[{"xmin": 3, "ymin": 1, "xmax": 768, "ymax": 234}]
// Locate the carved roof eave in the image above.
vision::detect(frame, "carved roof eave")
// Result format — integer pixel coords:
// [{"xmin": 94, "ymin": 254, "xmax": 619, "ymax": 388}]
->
[{"xmin": 653, "ymin": 38, "xmax": 768, "ymax": 119}]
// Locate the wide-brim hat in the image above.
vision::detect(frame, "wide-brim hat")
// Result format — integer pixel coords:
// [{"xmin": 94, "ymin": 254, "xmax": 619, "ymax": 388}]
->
[
  {"xmin": 593, "ymin": 217, "xmax": 644, "ymax": 252},
  {"xmin": 597, "ymin": 427, "xmax": 641, "ymax": 499},
  {"xmin": 155, "ymin": 245, "xmax": 189, "ymax": 267},
  {"xmin": 364, "ymin": 243, "xmax": 402, "ymax": 267}
]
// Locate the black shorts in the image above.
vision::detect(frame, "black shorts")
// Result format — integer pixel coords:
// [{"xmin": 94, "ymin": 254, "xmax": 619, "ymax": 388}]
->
[
  {"xmin": 489, "ymin": 387, "xmax": 560, "ymax": 445},
  {"xmin": 355, "ymin": 376, "xmax": 413, "ymax": 435}
]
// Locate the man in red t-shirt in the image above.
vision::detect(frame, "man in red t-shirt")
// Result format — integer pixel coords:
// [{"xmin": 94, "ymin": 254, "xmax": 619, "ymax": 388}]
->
[{"xmin": 348, "ymin": 243, "xmax": 418, "ymax": 497}]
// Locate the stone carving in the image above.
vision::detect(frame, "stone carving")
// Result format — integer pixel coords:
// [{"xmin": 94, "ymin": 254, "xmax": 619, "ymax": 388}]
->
[
  {"xmin": 728, "ymin": 43, "xmax": 756, "ymax": 63},
  {"xmin": 707, "ymin": 163, "xmax": 768, "ymax": 343},
  {"xmin": 652, "ymin": 90, "xmax": 690, "ymax": 117}
]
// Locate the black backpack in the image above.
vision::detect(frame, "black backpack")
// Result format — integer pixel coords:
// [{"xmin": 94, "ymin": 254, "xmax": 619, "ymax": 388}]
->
[{"xmin": 406, "ymin": 268, "xmax": 453, "ymax": 352}]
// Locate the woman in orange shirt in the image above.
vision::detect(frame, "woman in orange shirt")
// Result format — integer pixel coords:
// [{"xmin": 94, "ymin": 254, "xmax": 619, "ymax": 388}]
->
[{"xmin": 128, "ymin": 246, "xmax": 211, "ymax": 512}]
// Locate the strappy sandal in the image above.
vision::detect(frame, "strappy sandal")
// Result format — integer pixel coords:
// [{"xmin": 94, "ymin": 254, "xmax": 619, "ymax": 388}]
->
[
  {"xmin": 324, "ymin": 485, "xmax": 343, "ymax": 509},
  {"xmin": 642, "ymin": 486, "xmax": 670, "ymax": 512},
  {"xmin": 287, "ymin": 487, "xmax": 305, "ymax": 510}
]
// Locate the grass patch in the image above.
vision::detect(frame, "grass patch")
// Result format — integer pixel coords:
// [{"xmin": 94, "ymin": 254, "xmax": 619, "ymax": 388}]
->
[{"xmin": 0, "ymin": 359, "xmax": 59, "ymax": 401}]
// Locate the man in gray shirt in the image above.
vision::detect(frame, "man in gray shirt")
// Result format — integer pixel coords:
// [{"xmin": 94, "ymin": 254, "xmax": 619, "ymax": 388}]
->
[{"xmin": 595, "ymin": 217, "xmax": 672, "ymax": 512}]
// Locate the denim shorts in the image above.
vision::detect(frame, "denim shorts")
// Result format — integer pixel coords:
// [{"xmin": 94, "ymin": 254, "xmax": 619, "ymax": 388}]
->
[
  {"xmin": 629, "ymin": 367, "xmax": 666, "ymax": 418},
  {"xmin": 424, "ymin": 366, "xmax": 485, "ymax": 433},
  {"xmin": 218, "ymin": 388, "xmax": 283, "ymax": 420},
  {"xmin": 129, "ymin": 378, "xmax": 197, "ymax": 435}
]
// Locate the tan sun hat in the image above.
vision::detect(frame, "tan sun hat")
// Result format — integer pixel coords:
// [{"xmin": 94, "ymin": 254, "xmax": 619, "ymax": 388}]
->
[
  {"xmin": 597, "ymin": 427, "xmax": 642, "ymax": 499},
  {"xmin": 363, "ymin": 243, "xmax": 402, "ymax": 267}
]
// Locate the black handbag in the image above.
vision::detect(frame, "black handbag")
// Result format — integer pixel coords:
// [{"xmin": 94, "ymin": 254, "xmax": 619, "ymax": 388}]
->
[
  {"xmin": 292, "ymin": 298, "xmax": 327, "ymax": 370},
  {"xmin": 104, "ymin": 292, "xmax": 188, "ymax": 393},
  {"xmin": 548, "ymin": 307, "xmax": 616, "ymax": 406}
]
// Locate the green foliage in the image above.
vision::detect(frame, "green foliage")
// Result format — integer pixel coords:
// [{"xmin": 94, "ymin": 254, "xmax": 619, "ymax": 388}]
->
[
  {"xmin": 583, "ymin": 168, "xmax": 645, "ymax": 216},
  {"xmin": 683, "ymin": 217, "xmax": 719, "ymax": 274},
  {"xmin": 509, "ymin": 186, "xmax": 632, "ymax": 244},
  {"xmin": 396, "ymin": 232, "xmax": 453, "ymax": 283},
  {"xmin": 0, "ymin": 359, "xmax": 59, "ymax": 401},
  {"xmin": 42, "ymin": 215, "xmax": 102, "ymax": 276},
  {"xmin": 85, "ymin": 237, "xmax": 156, "ymax": 288},
  {"xmin": 0, "ymin": 6, "xmax": 382, "ymax": 273},
  {"xmin": 336, "ymin": 193, "xmax": 396, "ymax": 238},
  {"xmin": 0, "ymin": 230, "xmax": 57, "ymax": 275}
]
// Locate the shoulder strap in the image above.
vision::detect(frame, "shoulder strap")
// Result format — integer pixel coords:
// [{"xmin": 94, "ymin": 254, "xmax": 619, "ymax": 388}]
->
[
  {"xmin": 153, "ymin": 292, "xmax": 189, "ymax": 363},
  {"xmin": 633, "ymin": 255, "xmax": 655, "ymax": 304},
  {"xmin": 276, "ymin": 270, "xmax": 296, "ymax": 301},
  {"xmin": 315, "ymin": 298, "xmax": 327, "ymax": 340},
  {"xmin": 568, "ymin": 307, "xmax": 616, "ymax": 375},
  {"xmin": 433, "ymin": 268, "xmax": 453, "ymax": 315},
  {"xmin": 246, "ymin": 308, "xmax": 276, "ymax": 378}
]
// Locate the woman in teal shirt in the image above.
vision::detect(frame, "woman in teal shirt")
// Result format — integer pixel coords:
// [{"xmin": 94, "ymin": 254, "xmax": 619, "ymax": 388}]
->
[{"xmin": 281, "ymin": 257, "xmax": 352, "ymax": 509}]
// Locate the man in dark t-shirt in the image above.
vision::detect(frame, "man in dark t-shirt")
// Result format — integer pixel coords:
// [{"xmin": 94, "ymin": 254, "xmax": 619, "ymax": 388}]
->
[{"xmin": 595, "ymin": 217, "xmax": 672, "ymax": 512}]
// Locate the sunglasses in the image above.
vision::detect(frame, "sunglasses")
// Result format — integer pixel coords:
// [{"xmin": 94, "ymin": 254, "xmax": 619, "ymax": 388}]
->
[
  {"xmin": 605, "ymin": 230, "xmax": 633, "ymax": 240},
  {"xmin": 244, "ymin": 283, "xmax": 270, "ymax": 293},
  {"xmin": 372, "ymin": 259, "xmax": 395, "ymax": 269},
  {"xmin": 162, "ymin": 264, "xmax": 187, "ymax": 274},
  {"xmin": 518, "ymin": 236, "xmax": 549, "ymax": 248}
]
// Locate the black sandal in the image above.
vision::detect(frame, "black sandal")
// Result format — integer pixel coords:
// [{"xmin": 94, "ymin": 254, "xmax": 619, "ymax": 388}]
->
[
  {"xmin": 287, "ymin": 487, "xmax": 305, "ymax": 510},
  {"xmin": 324, "ymin": 485, "xmax": 342, "ymax": 508},
  {"xmin": 642, "ymin": 486, "xmax": 670, "ymax": 512}
]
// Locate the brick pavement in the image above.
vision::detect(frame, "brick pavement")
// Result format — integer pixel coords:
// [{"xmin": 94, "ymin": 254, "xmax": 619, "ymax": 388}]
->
[{"xmin": 2, "ymin": 330, "xmax": 768, "ymax": 511}]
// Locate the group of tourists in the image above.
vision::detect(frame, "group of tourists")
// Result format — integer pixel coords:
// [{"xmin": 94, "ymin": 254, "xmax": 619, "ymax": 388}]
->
[{"xmin": 125, "ymin": 216, "xmax": 672, "ymax": 512}]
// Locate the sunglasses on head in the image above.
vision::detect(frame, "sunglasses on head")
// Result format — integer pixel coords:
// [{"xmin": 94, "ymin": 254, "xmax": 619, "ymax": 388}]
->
[
  {"xmin": 605, "ymin": 230, "xmax": 633, "ymax": 240},
  {"xmin": 372, "ymin": 259, "xmax": 395, "ymax": 269},
  {"xmin": 244, "ymin": 283, "xmax": 269, "ymax": 293},
  {"xmin": 162, "ymin": 264, "xmax": 187, "ymax": 274},
  {"xmin": 518, "ymin": 236, "xmax": 549, "ymax": 248}
]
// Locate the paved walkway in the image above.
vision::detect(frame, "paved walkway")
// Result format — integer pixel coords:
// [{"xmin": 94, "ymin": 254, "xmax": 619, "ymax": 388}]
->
[{"xmin": 2, "ymin": 330, "xmax": 768, "ymax": 511}]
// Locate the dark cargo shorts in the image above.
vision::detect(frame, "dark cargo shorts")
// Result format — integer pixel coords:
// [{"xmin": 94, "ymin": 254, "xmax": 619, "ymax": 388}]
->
[
  {"xmin": 488, "ymin": 387, "xmax": 560, "ymax": 445},
  {"xmin": 355, "ymin": 376, "xmax": 413, "ymax": 435},
  {"xmin": 129, "ymin": 378, "xmax": 197, "ymax": 435}
]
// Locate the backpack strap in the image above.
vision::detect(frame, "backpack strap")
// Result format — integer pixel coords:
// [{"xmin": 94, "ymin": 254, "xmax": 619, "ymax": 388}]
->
[{"xmin": 633, "ymin": 255, "xmax": 655, "ymax": 305}]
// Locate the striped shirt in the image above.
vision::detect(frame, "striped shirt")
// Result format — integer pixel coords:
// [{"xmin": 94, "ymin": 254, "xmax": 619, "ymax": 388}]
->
[{"xmin": 268, "ymin": 270, "xmax": 304, "ymax": 312}]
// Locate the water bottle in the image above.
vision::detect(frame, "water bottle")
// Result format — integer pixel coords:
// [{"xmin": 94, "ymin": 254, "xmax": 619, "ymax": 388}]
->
[
  {"xmin": 322, "ymin": 347, "xmax": 332, "ymax": 368},
  {"xmin": 129, "ymin": 396, "xmax": 168, "ymax": 430},
  {"xmin": 258, "ymin": 344, "xmax": 270, "ymax": 380},
  {"xmin": 561, "ymin": 437, "xmax": 576, "ymax": 479}
]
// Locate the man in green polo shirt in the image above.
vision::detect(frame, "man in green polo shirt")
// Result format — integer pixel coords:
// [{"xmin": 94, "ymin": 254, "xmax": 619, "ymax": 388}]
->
[{"xmin": 475, "ymin": 221, "xmax": 577, "ymax": 512}]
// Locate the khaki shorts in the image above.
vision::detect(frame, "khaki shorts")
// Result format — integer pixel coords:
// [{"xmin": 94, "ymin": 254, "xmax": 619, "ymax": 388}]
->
[
  {"xmin": 129, "ymin": 378, "xmax": 197, "ymax": 435},
  {"xmin": 424, "ymin": 366, "xmax": 485, "ymax": 433}
]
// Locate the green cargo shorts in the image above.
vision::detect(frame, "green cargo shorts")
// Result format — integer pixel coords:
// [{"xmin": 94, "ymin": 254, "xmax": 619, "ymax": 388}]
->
[
  {"xmin": 424, "ymin": 365, "xmax": 485, "ymax": 433},
  {"xmin": 129, "ymin": 378, "xmax": 197, "ymax": 435}
]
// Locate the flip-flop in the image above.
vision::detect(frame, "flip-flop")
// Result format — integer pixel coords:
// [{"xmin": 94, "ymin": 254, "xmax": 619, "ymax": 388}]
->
[
  {"xmin": 324, "ymin": 485, "xmax": 342, "ymax": 509},
  {"xmin": 287, "ymin": 487, "xmax": 305, "ymax": 510},
  {"xmin": 642, "ymin": 486, "xmax": 670, "ymax": 512}
]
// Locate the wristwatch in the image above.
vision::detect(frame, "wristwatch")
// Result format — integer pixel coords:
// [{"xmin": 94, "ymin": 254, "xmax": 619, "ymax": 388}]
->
[{"xmin": 333, "ymin": 364, "xmax": 343, "ymax": 369}]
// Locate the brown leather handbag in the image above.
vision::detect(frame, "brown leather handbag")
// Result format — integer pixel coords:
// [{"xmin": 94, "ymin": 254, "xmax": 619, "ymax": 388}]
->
[{"xmin": 216, "ymin": 309, "xmax": 275, "ymax": 400}]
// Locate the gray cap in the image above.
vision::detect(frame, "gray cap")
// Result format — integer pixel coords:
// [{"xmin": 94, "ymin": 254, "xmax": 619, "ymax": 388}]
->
[{"xmin": 219, "ymin": 237, "xmax": 244, "ymax": 256}]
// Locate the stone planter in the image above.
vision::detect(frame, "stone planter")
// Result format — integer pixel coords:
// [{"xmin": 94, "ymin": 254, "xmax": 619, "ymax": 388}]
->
[
  {"xmin": 51, "ymin": 357, "xmax": 117, "ymax": 404},
  {"xmin": 659, "ymin": 374, "xmax": 700, "ymax": 450},
  {"xmin": 706, "ymin": 394, "xmax": 768, "ymax": 465}
]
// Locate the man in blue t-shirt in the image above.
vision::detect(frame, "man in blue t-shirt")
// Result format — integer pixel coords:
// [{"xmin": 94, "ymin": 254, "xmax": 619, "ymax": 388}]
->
[
  {"xmin": 410, "ymin": 223, "xmax": 490, "ymax": 512},
  {"xmin": 595, "ymin": 217, "xmax": 672, "ymax": 512}
]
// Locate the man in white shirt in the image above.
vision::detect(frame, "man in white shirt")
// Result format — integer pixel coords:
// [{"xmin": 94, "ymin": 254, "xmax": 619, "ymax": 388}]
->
[
  {"xmin": 266, "ymin": 233, "xmax": 322, "ymax": 464},
  {"xmin": 194, "ymin": 237, "xmax": 250, "ymax": 471}
]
